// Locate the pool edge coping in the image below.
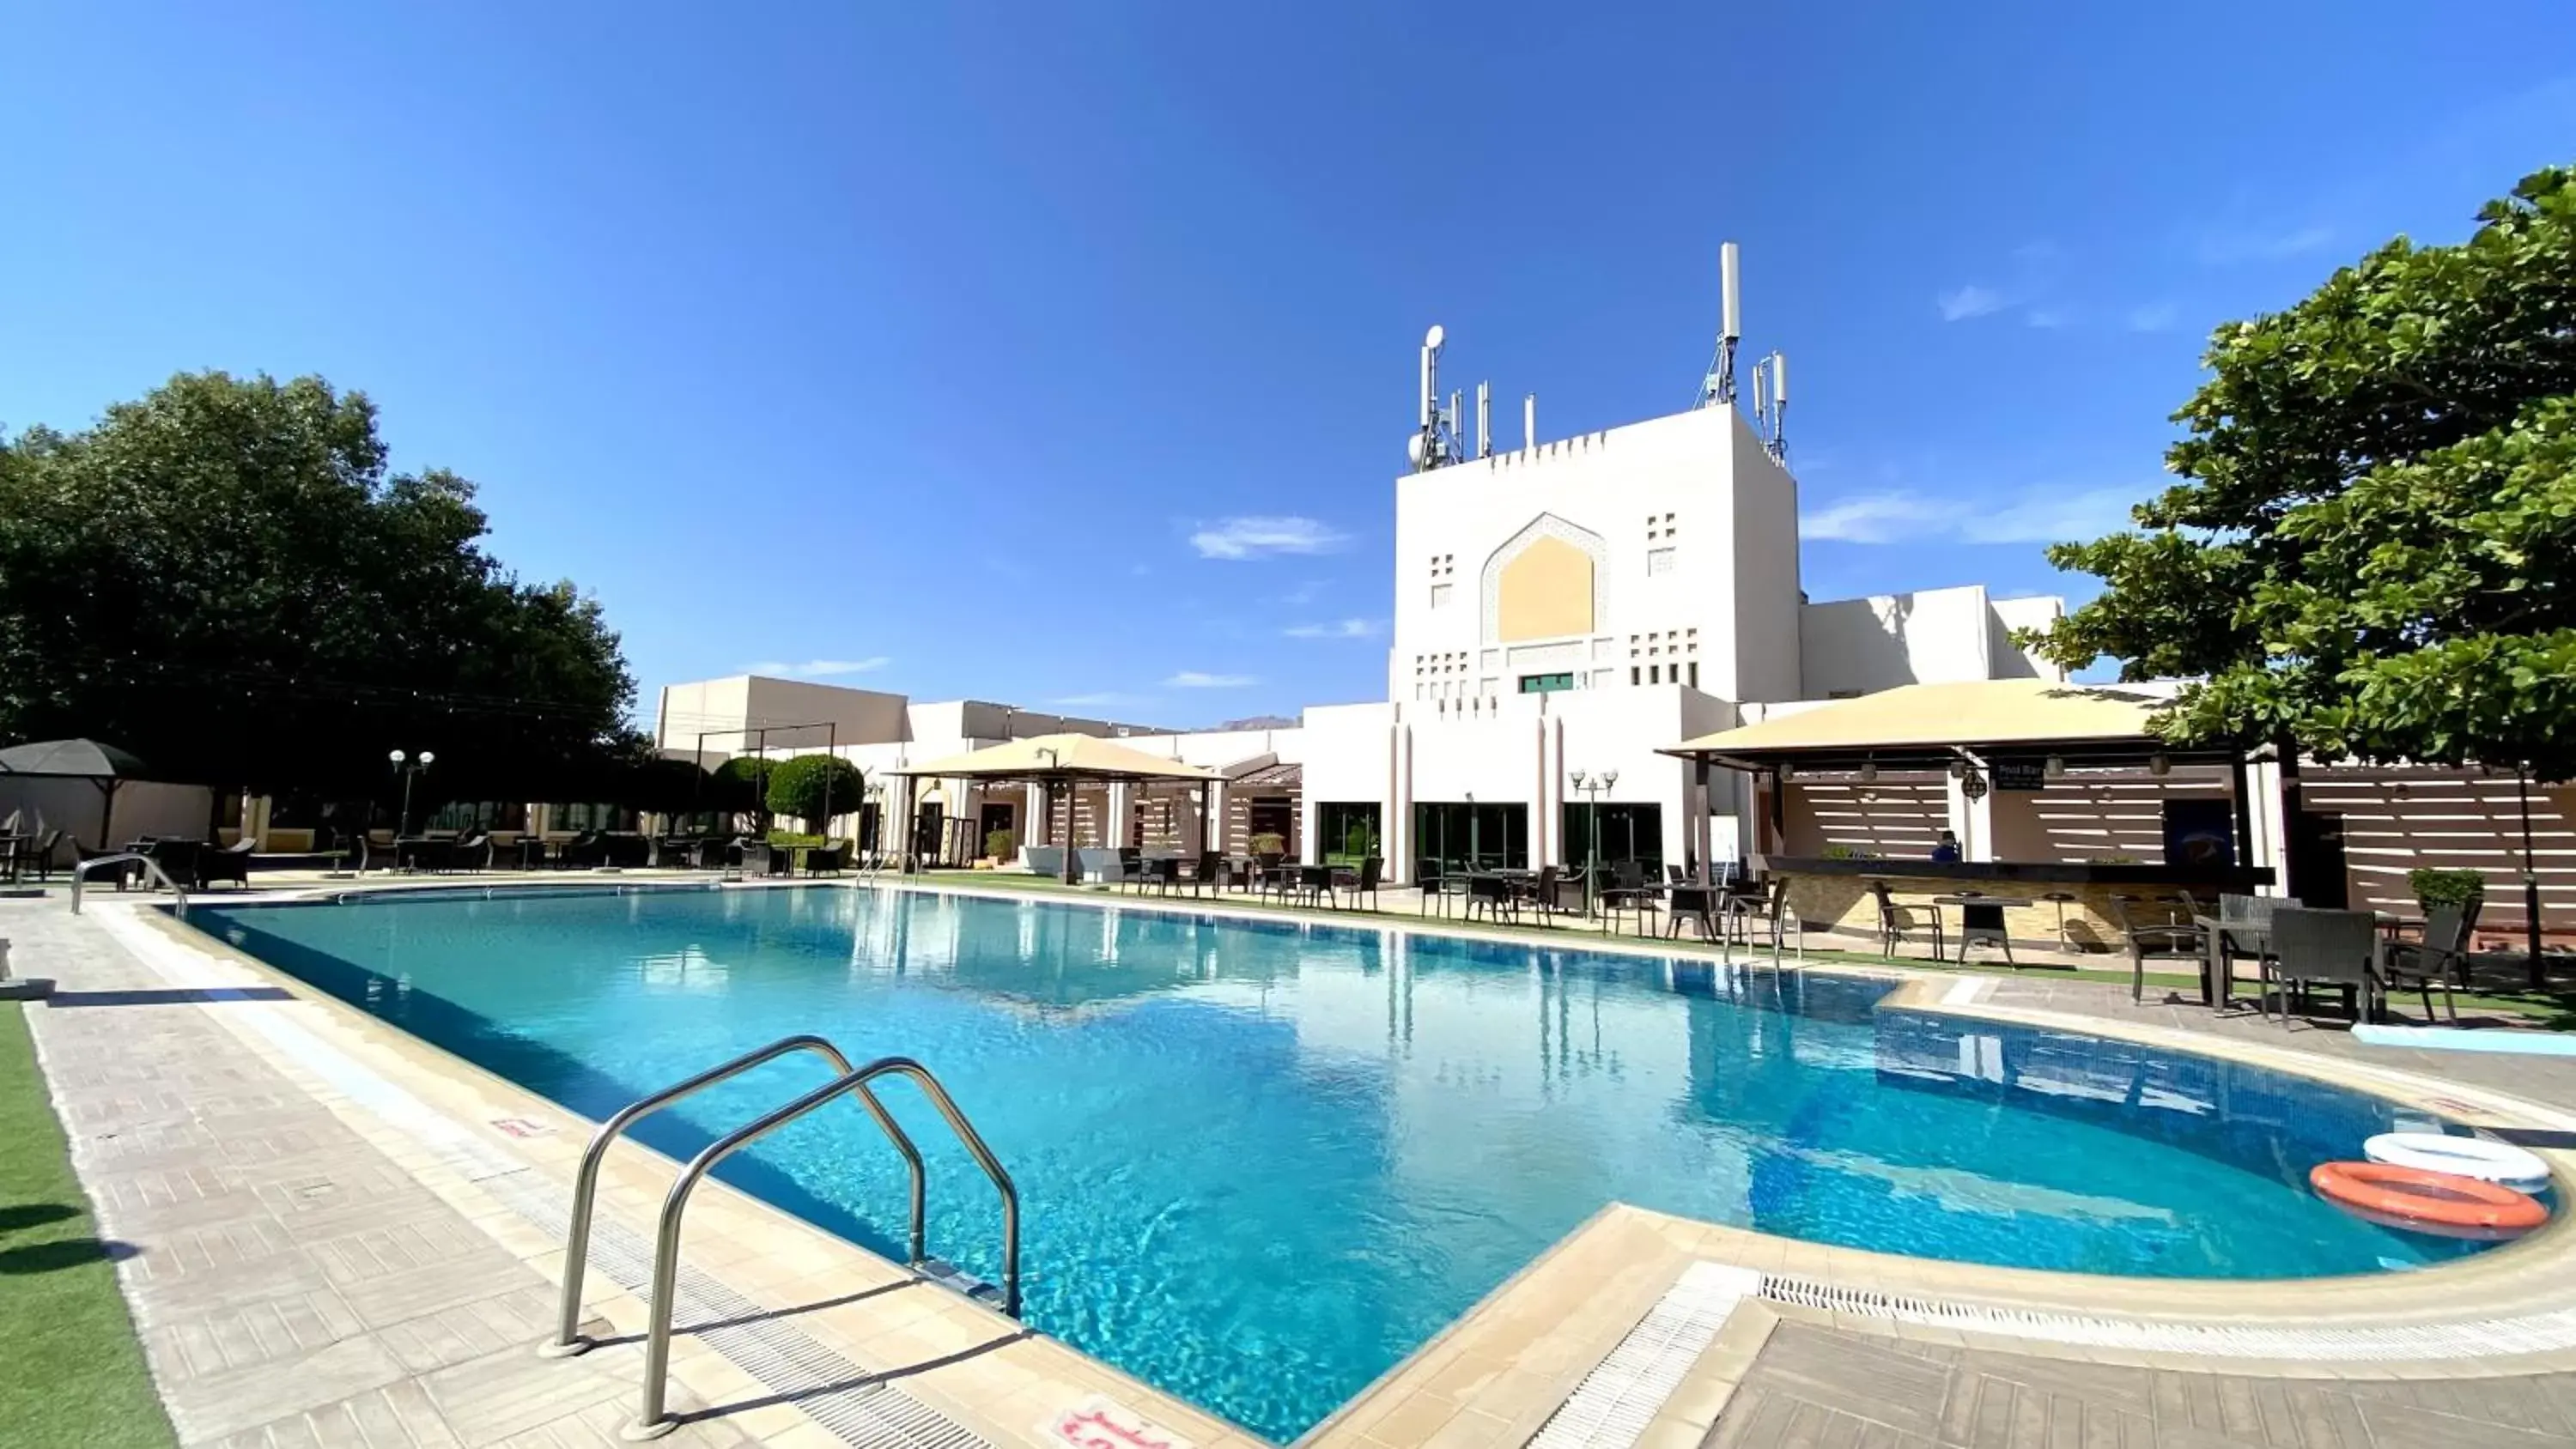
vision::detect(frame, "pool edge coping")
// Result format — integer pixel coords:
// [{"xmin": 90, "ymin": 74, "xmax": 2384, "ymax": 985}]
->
[{"xmin": 152, "ymin": 877, "xmax": 2576, "ymax": 1440}]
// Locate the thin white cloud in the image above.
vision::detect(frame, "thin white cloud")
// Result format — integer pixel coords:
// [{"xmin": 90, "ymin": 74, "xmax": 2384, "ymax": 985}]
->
[
  {"xmin": 1189, "ymin": 515, "xmax": 1346, "ymax": 560},
  {"xmin": 1052, "ymin": 691, "xmax": 1152, "ymax": 708},
  {"xmin": 2127, "ymin": 301, "xmax": 2179, "ymax": 333},
  {"xmin": 1802, "ymin": 487, "xmax": 2140, "ymax": 546},
  {"xmin": 1799, "ymin": 494, "xmax": 1958, "ymax": 545},
  {"xmin": 1282, "ymin": 617, "xmax": 1384, "ymax": 640},
  {"xmin": 1164, "ymin": 670, "xmax": 1255, "ymax": 688},
  {"xmin": 1936, "ymin": 285, "xmax": 2005, "ymax": 322},
  {"xmin": 1279, "ymin": 580, "xmax": 1324, "ymax": 606},
  {"xmin": 2024, "ymin": 307, "xmax": 2071, "ymax": 330},
  {"xmin": 1957, "ymin": 488, "xmax": 2140, "ymax": 544},
  {"xmin": 744, "ymin": 657, "xmax": 890, "ymax": 678},
  {"xmin": 2196, "ymin": 224, "xmax": 2333, "ymax": 266}
]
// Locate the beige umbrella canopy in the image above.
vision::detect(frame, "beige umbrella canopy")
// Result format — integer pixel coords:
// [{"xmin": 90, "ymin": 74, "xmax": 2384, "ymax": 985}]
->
[
  {"xmin": 884, "ymin": 733, "xmax": 1214, "ymax": 882},
  {"xmin": 886, "ymin": 732, "xmax": 1214, "ymax": 783}
]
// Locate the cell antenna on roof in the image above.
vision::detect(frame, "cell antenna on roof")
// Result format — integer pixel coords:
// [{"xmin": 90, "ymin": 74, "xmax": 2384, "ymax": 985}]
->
[
  {"xmin": 1476, "ymin": 381, "xmax": 1492, "ymax": 458},
  {"xmin": 1700, "ymin": 241, "xmax": 1742, "ymax": 409},
  {"xmin": 1407, "ymin": 324, "xmax": 1449, "ymax": 472},
  {"xmin": 1766, "ymin": 350, "xmax": 1789, "ymax": 462}
]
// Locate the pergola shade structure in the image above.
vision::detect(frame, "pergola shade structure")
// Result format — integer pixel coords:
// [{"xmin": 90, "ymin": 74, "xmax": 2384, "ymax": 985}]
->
[
  {"xmin": 1661, "ymin": 680, "xmax": 2256, "ymax": 866},
  {"xmin": 886, "ymin": 732, "xmax": 1217, "ymax": 882}
]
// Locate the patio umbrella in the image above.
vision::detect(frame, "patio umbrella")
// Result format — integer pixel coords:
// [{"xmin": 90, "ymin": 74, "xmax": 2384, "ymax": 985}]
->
[{"xmin": 0, "ymin": 738, "xmax": 152, "ymax": 848}]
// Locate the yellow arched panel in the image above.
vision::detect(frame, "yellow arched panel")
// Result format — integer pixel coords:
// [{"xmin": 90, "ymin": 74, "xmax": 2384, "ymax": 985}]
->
[{"xmin": 1496, "ymin": 536, "xmax": 1594, "ymax": 641}]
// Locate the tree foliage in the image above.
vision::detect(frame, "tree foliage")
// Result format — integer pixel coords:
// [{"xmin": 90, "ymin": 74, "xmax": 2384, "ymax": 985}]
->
[
  {"xmin": 0, "ymin": 372, "xmax": 640, "ymax": 796},
  {"xmin": 2034, "ymin": 164, "xmax": 2576, "ymax": 779},
  {"xmin": 763, "ymin": 755, "xmax": 865, "ymax": 834}
]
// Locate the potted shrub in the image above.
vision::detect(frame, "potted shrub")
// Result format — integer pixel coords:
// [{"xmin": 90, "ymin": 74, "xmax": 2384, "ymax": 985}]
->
[
  {"xmin": 2408, "ymin": 866, "xmax": 2485, "ymax": 914},
  {"xmin": 1249, "ymin": 831, "xmax": 1286, "ymax": 862},
  {"xmin": 984, "ymin": 828, "xmax": 1018, "ymax": 870}
]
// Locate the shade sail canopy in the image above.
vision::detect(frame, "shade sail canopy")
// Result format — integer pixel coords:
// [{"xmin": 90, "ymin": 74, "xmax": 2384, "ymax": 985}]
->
[
  {"xmin": 0, "ymin": 738, "xmax": 150, "ymax": 779},
  {"xmin": 886, "ymin": 731, "xmax": 1216, "ymax": 783},
  {"xmin": 1663, "ymin": 681, "xmax": 2190, "ymax": 766}
]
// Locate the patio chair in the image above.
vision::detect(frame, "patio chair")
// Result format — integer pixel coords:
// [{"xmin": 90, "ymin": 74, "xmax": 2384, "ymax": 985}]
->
[
  {"xmin": 75, "ymin": 842, "xmax": 142, "ymax": 890},
  {"xmin": 2383, "ymin": 904, "xmax": 2466, "ymax": 1023},
  {"xmin": 22, "ymin": 828, "xmax": 62, "ymax": 882},
  {"xmin": 200, "ymin": 837, "xmax": 256, "ymax": 889},
  {"xmin": 558, "ymin": 831, "xmax": 605, "ymax": 869},
  {"xmin": 2108, "ymin": 893, "xmax": 2207, "ymax": 1003},
  {"xmin": 1465, "ymin": 872, "xmax": 1516, "ymax": 925},
  {"xmin": 1736, "ymin": 875, "xmax": 1803, "ymax": 961},
  {"xmin": 1142, "ymin": 856, "xmax": 1183, "ymax": 895},
  {"xmin": 1664, "ymin": 881, "xmax": 1724, "ymax": 942},
  {"xmin": 2263, "ymin": 906, "xmax": 2385, "ymax": 1024},
  {"xmin": 1334, "ymin": 857, "xmax": 1382, "ymax": 911},
  {"xmin": 453, "ymin": 830, "xmax": 493, "ymax": 872},
  {"xmin": 147, "ymin": 838, "xmax": 207, "ymax": 890},
  {"xmin": 1288, "ymin": 863, "xmax": 1335, "ymax": 909},
  {"xmin": 1415, "ymin": 858, "xmax": 1467, "ymax": 918},
  {"xmin": 1866, "ymin": 881, "xmax": 1943, "ymax": 961},
  {"xmin": 1598, "ymin": 860, "xmax": 1655, "ymax": 932},
  {"xmin": 804, "ymin": 844, "xmax": 849, "ymax": 876},
  {"xmin": 1189, "ymin": 852, "xmax": 1225, "ymax": 895}
]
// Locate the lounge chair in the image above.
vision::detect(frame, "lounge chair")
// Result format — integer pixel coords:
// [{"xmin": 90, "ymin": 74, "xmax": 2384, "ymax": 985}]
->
[
  {"xmin": 1075, "ymin": 847, "xmax": 1126, "ymax": 885},
  {"xmin": 1024, "ymin": 845, "xmax": 1065, "ymax": 879},
  {"xmin": 453, "ymin": 831, "xmax": 493, "ymax": 872}
]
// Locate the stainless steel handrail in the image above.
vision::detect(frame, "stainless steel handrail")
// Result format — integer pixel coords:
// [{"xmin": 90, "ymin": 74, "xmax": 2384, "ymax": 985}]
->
[
  {"xmin": 626, "ymin": 1054, "xmax": 1021, "ymax": 1440},
  {"xmin": 541, "ymin": 1034, "xmax": 928, "ymax": 1358},
  {"xmin": 69, "ymin": 852, "xmax": 189, "ymax": 916}
]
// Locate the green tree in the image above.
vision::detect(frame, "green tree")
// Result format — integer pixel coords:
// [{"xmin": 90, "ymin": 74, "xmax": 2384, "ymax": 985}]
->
[
  {"xmin": 713, "ymin": 756, "xmax": 773, "ymax": 828},
  {"xmin": 2032, "ymin": 163, "xmax": 2576, "ymax": 780},
  {"xmin": 764, "ymin": 755, "xmax": 865, "ymax": 834},
  {"xmin": 0, "ymin": 372, "xmax": 640, "ymax": 798}
]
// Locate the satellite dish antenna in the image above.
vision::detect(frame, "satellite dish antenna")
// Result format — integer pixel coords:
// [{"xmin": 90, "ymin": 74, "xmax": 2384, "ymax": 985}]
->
[{"xmin": 1425, "ymin": 324, "xmax": 1446, "ymax": 350}]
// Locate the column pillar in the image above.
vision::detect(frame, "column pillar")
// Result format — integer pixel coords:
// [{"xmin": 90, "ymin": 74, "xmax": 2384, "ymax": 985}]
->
[{"xmin": 1107, "ymin": 782, "xmax": 1133, "ymax": 850}]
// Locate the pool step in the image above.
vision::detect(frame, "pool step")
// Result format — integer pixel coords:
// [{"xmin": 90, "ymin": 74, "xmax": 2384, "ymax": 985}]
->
[{"xmin": 918, "ymin": 1256, "xmax": 1006, "ymax": 1307}]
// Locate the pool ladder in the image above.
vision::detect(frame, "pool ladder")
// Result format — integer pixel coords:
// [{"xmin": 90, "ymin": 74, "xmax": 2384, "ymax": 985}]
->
[{"xmin": 539, "ymin": 1034, "xmax": 1021, "ymax": 1440}]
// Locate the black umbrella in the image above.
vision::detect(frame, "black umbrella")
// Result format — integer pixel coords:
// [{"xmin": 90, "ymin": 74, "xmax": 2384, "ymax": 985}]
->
[{"xmin": 0, "ymin": 738, "xmax": 153, "ymax": 847}]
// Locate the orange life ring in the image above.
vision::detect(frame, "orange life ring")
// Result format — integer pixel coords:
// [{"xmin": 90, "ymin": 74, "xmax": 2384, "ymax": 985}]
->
[{"xmin": 2311, "ymin": 1161, "xmax": 2549, "ymax": 1237}]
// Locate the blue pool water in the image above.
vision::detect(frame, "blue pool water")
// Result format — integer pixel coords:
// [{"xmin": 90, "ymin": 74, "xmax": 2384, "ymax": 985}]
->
[{"xmin": 195, "ymin": 885, "xmax": 2496, "ymax": 1440}]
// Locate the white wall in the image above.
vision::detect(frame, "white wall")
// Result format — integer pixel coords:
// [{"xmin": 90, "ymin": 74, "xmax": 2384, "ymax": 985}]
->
[
  {"xmin": 1388, "ymin": 405, "xmax": 1753, "ymax": 706},
  {"xmin": 1797, "ymin": 584, "xmax": 2068, "ymax": 698},
  {"xmin": 0, "ymin": 778, "xmax": 215, "ymax": 857},
  {"xmin": 1728, "ymin": 414, "xmax": 1804, "ymax": 703}
]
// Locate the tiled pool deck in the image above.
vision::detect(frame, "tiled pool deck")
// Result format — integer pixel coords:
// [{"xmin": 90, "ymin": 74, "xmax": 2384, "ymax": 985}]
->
[{"xmin": 12, "ymin": 872, "xmax": 2576, "ymax": 1448}]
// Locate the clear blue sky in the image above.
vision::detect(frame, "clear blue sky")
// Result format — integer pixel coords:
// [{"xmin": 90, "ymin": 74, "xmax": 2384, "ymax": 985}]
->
[{"xmin": 6, "ymin": 3, "xmax": 2571, "ymax": 726}]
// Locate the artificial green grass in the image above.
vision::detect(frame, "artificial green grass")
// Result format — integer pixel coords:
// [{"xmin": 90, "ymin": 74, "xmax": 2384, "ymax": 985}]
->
[
  {"xmin": 902, "ymin": 868, "xmax": 2576, "ymax": 1028},
  {"xmin": 0, "ymin": 1003, "xmax": 176, "ymax": 1449}
]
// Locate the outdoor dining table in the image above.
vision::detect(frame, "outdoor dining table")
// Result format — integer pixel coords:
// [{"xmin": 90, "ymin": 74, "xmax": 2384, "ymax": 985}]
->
[
  {"xmin": 2195, "ymin": 915, "xmax": 2258, "ymax": 1009},
  {"xmin": 513, "ymin": 836, "xmax": 554, "ymax": 870}
]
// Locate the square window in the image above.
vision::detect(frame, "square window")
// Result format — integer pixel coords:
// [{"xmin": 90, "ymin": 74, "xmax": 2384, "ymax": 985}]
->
[
  {"xmin": 1431, "ymin": 583, "xmax": 1453, "ymax": 609},
  {"xmin": 1647, "ymin": 547, "xmax": 1676, "ymax": 576}
]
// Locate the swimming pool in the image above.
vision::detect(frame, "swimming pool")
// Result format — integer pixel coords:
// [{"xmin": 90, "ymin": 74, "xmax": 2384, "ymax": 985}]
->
[{"xmin": 194, "ymin": 884, "xmax": 2499, "ymax": 1440}]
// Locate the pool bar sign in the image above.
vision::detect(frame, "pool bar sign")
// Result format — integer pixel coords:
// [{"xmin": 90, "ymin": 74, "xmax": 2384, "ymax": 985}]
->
[{"xmin": 1990, "ymin": 758, "xmax": 2049, "ymax": 792}]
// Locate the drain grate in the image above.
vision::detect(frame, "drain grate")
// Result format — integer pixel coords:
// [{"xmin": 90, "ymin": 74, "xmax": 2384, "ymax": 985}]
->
[
  {"xmin": 1528, "ymin": 1263, "xmax": 1759, "ymax": 1449},
  {"xmin": 1759, "ymin": 1273, "xmax": 2576, "ymax": 1361}
]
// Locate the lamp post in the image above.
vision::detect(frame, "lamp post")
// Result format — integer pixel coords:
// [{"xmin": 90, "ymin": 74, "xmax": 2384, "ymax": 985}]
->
[
  {"xmin": 1570, "ymin": 769, "xmax": 1618, "ymax": 915},
  {"xmin": 389, "ymin": 749, "xmax": 434, "ymax": 838}
]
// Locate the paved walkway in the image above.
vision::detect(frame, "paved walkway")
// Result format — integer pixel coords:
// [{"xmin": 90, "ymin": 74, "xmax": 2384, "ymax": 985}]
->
[
  {"xmin": 1707, "ymin": 1317, "xmax": 2576, "ymax": 1448},
  {"xmin": 8, "ymin": 898, "xmax": 757, "ymax": 1448}
]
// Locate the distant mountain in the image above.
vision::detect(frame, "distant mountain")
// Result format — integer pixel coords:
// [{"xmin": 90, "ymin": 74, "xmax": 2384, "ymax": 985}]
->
[{"xmin": 1215, "ymin": 713, "xmax": 1298, "ymax": 731}]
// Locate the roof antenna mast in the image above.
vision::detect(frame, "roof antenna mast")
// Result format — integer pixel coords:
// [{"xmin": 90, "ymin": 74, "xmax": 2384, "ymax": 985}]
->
[{"xmin": 1700, "ymin": 241, "xmax": 1741, "ymax": 409}]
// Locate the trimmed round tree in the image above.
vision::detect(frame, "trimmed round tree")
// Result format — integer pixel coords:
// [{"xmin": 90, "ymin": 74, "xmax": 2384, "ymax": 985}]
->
[{"xmin": 764, "ymin": 755, "xmax": 866, "ymax": 836}]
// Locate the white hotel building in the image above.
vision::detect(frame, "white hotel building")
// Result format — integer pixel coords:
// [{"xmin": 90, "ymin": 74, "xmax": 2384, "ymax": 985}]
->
[{"xmin": 656, "ymin": 310, "xmax": 2064, "ymax": 886}]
